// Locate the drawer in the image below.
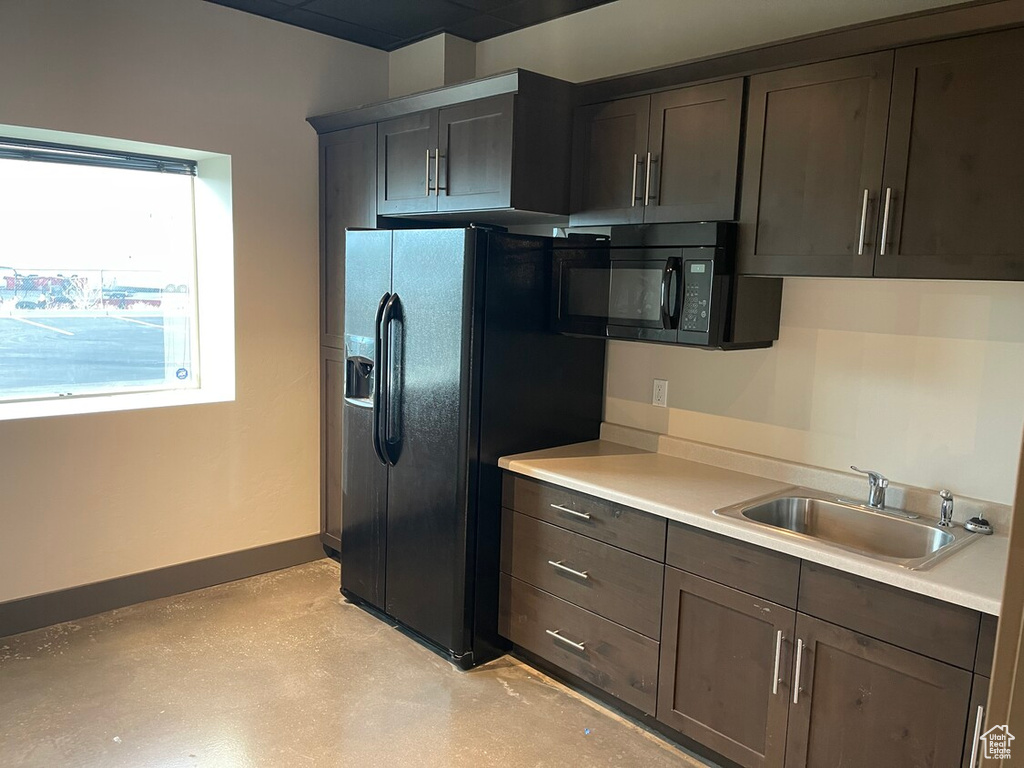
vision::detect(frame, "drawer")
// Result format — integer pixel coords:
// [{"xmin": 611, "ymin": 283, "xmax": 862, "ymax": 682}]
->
[
  {"xmin": 501, "ymin": 509, "xmax": 664, "ymax": 639},
  {"xmin": 799, "ymin": 562, "xmax": 981, "ymax": 670},
  {"xmin": 502, "ymin": 473, "xmax": 667, "ymax": 561},
  {"xmin": 499, "ymin": 573, "xmax": 659, "ymax": 714},
  {"xmin": 666, "ymin": 521, "xmax": 800, "ymax": 608}
]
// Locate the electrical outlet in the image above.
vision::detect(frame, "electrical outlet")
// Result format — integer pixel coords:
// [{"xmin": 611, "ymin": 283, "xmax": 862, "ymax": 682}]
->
[{"xmin": 652, "ymin": 379, "xmax": 668, "ymax": 408}]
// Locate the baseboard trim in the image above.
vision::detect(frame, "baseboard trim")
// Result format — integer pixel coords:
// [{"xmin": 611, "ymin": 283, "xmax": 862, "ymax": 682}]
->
[{"xmin": 0, "ymin": 534, "xmax": 324, "ymax": 638}]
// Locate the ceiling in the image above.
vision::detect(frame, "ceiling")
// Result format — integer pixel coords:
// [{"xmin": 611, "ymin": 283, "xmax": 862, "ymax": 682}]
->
[{"xmin": 205, "ymin": 0, "xmax": 618, "ymax": 52}]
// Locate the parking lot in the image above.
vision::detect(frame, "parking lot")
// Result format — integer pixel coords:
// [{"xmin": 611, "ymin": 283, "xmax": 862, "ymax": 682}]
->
[{"xmin": 0, "ymin": 313, "xmax": 186, "ymax": 399}]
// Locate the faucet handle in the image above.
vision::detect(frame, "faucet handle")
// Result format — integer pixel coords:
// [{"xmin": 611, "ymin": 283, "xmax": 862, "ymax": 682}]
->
[
  {"xmin": 851, "ymin": 466, "xmax": 889, "ymax": 488},
  {"xmin": 939, "ymin": 489, "xmax": 953, "ymax": 502}
]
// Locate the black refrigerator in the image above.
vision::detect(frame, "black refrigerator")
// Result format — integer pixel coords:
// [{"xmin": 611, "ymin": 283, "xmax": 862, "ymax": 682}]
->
[{"xmin": 341, "ymin": 227, "xmax": 605, "ymax": 669}]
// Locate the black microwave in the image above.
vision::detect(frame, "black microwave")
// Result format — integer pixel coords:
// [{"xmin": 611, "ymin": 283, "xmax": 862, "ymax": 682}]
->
[{"xmin": 551, "ymin": 223, "xmax": 782, "ymax": 349}]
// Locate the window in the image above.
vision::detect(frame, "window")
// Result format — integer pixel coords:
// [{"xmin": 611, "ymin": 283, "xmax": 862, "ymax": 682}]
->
[{"xmin": 0, "ymin": 129, "xmax": 234, "ymax": 420}]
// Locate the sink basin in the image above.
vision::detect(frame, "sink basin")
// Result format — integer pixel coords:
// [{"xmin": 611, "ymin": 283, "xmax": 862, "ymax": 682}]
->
[{"xmin": 714, "ymin": 488, "xmax": 979, "ymax": 570}]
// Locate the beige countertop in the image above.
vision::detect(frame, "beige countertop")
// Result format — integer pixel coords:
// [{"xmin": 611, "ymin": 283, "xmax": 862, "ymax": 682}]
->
[{"xmin": 498, "ymin": 440, "xmax": 1006, "ymax": 616}]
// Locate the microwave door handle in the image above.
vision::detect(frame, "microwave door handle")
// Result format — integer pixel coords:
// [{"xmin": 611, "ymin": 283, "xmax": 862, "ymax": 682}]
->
[
  {"xmin": 670, "ymin": 259, "xmax": 683, "ymax": 329},
  {"xmin": 660, "ymin": 259, "xmax": 673, "ymax": 329},
  {"xmin": 660, "ymin": 258, "xmax": 681, "ymax": 330},
  {"xmin": 372, "ymin": 292, "xmax": 390, "ymax": 466}
]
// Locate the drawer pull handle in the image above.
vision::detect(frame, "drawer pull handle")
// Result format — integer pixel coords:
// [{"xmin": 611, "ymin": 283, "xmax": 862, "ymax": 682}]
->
[
  {"xmin": 550, "ymin": 503, "xmax": 591, "ymax": 520},
  {"xmin": 857, "ymin": 188, "xmax": 870, "ymax": 256},
  {"xmin": 793, "ymin": 638, "xmax": 805, "ymax": 705},
  {"xmin": 880, "ymin": 187, "xmax": 893, "ymax": 256},
  {"xmin": 546, "ymin": 629, "xmax": 586, "ymax": 652},
  {"xmin": 772, "ymin": 630, "xmax": 783, "ymax": 696},
  {"xmin": 548, "ymin": 560, "xmax": 590, "ymax": 580},
  {"xmin": 969, "ymin": 703, "xmax": 984, "ymax": 768},
  {"xmin": 425, "ymin": 149, "xmax": 432, "ymax": 196},
  {"xmin": 644, "ymin": 151, "xmax": 653, "ymax": 206},
  {"xmin": 630, "ymin": 153, "xmax": 639, "ymax": 207}
]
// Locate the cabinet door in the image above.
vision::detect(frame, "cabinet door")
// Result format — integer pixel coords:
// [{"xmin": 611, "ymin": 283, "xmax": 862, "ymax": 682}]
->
[
  {"xmin": 437, "ymin": 94, "xmax": 514, "ymax": 213},
  {"xmin": 658, "ymin": 567, "xmax": 795, "ymax": 768},
  {"xmin": 321, "ymin": 348, "xmax": 345, "ymax": 552},
  {"xmin": 569, "ymin": 96, "xmax": 650, "ymax": 226},
  {"xmin": 321, "ymin": 124, "xmax": 376, "ymax": 349},
  {"xmin": 739, "ymin": 53, "xmax": 893, "ymax": 276},
  {"xmin": 875, "ymin": 28, "xmax": 1024, "ymax": 280},
  {"xmin": 646, "ymin": 79, "xmax": 743, "ymax": 223},
  {"xmin": 786, "ymin": 613, "xmax": 972, "ymax": 768},
  {"xmin": 963, "ymin": 676, "xmax": 989, "ymax": 768},
  {"xmin": 377, "ymin": 111, "xmax": 438, "ymax": 215}
]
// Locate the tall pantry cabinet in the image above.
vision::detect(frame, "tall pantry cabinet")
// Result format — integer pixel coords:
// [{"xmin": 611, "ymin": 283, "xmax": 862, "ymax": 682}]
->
[{"xmin": 319, "ymin": 124, "xmax": 377, "ymax": 554}]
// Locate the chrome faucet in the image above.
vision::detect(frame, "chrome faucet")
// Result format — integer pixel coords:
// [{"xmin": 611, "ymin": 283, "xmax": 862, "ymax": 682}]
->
[
  {"xmin": 938, "ymin": 490, "xmax": 955, "ymax": 527},
  {"xmin": 851, "ymin": 466, "xmax": 889, "ymax": 510}
]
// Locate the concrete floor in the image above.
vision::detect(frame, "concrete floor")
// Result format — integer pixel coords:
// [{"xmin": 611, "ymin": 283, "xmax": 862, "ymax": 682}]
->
[{"xmin": 0, "ymin": 559, "xmax": 706, "ymax": 767}]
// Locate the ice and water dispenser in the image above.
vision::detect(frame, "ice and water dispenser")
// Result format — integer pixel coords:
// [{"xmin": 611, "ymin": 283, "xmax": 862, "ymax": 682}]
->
[{"xmin": 344, "ymin": 335, "xmax": 374, "ymax": 404}]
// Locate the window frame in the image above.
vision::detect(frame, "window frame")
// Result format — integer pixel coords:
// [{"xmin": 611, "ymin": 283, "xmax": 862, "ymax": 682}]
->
[{"xmin": 0, "ymin": 125, "xmax": 235, "ymax": 421}]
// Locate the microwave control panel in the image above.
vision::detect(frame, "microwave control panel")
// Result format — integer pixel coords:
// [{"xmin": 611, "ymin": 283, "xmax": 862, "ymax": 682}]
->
[{"xmin": 680, "ymin": 260, "xmax": 713, "ymax": 333}]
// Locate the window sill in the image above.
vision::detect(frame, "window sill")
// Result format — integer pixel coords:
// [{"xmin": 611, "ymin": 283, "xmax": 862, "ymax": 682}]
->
[{"xmin": 0, "ymin": 385, "xmax": 235, "ymax": 422}]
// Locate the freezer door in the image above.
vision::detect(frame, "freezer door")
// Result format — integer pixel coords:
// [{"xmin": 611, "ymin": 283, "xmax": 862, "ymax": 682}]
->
[
  {"xmin": 340, "ymin": 229, "xmax": 392, "ymax": 610},
  {"xmin": 384, "ymin": 229, "xmax": 479, "ymax": 655}
]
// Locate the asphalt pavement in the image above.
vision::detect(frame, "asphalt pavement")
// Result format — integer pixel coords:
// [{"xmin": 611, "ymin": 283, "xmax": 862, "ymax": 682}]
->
[{"xmin": 0, "ymin": 314, "xmax": 183, "ymax": 399}]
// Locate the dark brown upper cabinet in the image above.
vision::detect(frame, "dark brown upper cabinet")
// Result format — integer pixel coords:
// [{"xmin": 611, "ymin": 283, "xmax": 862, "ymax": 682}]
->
[
  {"xmin": 570, "ymin": 79, "xmax": 743, "ymax": 227},
  {"xmin": 436, "ymin": 96, "xmax": 514, "ymax": 213},
  {"xmin": 321, "ymin": 123, "xmax": 377, "ymax": 349},
  {"xmin": 377, "ymin": 110, "xmax": 438, "ymax": 216},
  {"xmin": 784, "ymin": 613, "xmax": 972, "ymax": 768},
  {"xmin": 658, "ymin": 567, "xmax": 794, "ymax": 768},
  {"xmin": 875, "ymin": 28, "xmax": 1024, "ymax": 280},
  {"xmin": 379, "ymin": 98, "xmax": 515, "ymax": 216},
  {"xmin": 570, "ymin": 96, "xmax": 650, "ymax": 226},
  {"xmin": 739, "ymin": 52, "xmax": 894, "ymax": 277},
  {"xmin": 376, "ymin": 75, "xmax": 573, "ymax": 220}
]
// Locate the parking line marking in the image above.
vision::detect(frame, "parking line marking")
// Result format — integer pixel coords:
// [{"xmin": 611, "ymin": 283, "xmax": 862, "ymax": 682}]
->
[
  {"xmin": 115, "ymin": 316, "xmax": 163, "ymax": 329},
  {"xmin": 10, "ymin": 317, "xmax": 74, "ymax": 336}
]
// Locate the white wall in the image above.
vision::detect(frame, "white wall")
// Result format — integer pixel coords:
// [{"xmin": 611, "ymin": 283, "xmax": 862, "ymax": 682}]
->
[
  {"xmin": 389, "ymin": 33, "xmax": 476, "ymax": 98},
  {"xmin": 476, "ymin": 0, "xmax": 1024, "ymax": 505},
  {"xmin": 390, "ymin": 34, "xmax": 447, "ymax": 97},
  {"xmin": 606, "ymin": 280, "xmax": 1024, "ymax": 505},
  {"xmin": 475, "ymin": 0, "xmax": 964, "ymax": 81},
  {"xmin": 0, "ymin": 0, "xmax": 388, "ymax": 603}
]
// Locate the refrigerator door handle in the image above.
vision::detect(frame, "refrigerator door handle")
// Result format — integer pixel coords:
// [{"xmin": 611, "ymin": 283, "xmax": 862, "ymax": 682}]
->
[
  {"xmin": 371, "ymin": 292, "xmax": 391, "ymax": 466},
  {"xmin": 379, "ymin": 293, "xmax": 401, "ymax": 467}
]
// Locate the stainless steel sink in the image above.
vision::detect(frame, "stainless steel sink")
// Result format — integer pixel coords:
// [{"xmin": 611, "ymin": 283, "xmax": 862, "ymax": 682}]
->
[{"xmin": 714, "ymin": 488, "xmax": 980, "ymax": 570}]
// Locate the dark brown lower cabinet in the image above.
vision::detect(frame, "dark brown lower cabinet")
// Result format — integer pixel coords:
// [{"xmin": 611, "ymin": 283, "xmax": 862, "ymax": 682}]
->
[
  {"xmin": 963, "ymin": 676, "xmax": 989, "ymax": 768},
  {"xmin": 785, "ymin": 613, "xmax": 972, "ymax": 768},
  {"xmin": 502, "ymin": 575, "xmax": 660, "ymax": 714},
  {"xmin": 657, "ymin": 567, "xmax": 795, "ymax": 768}
]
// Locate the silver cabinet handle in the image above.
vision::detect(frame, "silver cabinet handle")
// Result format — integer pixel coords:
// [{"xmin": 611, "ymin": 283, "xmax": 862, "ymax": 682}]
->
[
  {"xmin": 550, "ymin": 503, "xmax": 591, "ymax": 520},
  {"xmin": 435, "ymin": 147, "xmax": 441, "ymax": 196},
  {"xmin": 548, "ymin": 560, "xmax": 589, "ymax": 579},
  {"xmin": 425, "ymin": 149, "xmax": 432, "ymax": 196},
  {"xmin": 772, "ymin": 630, "xmax": 784, "ymax": 696},
  {"xmin": 857, "ymin": 189, "xmax": 870, "ymax": 256},
  {"xmin": 546, "ymin": 629, "xmax": 585, "ymax": 652},
  {"xmin": 630, "ymin": 153, "xmax": 639, "ymax": 207},
  {"xmin": 644, "ymin": 151, "xmax": 653, "ymax": 206},
  {"xmin": 969, "ymin": 704, "xmax": 984, "ymax": 768},
  {"xmin": 880, "ymin": 187, "xmax": 893, "ymax": 256},
  {"xmin": 793, "ymin": 638, "xmax": 805, "ymax": 705}
]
